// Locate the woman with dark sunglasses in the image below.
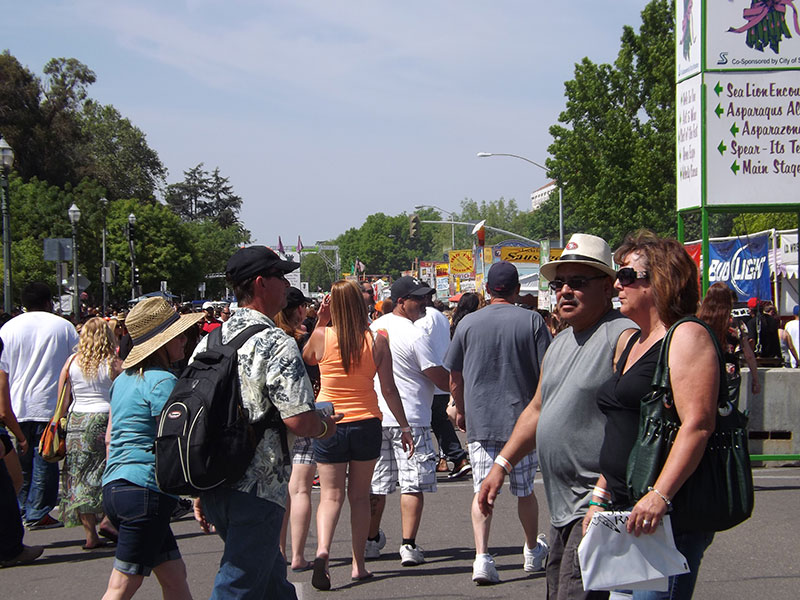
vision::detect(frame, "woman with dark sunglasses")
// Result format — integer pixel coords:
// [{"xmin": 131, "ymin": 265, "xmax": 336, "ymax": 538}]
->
[{"xmin": 587, "ymin": 230, "xmax": 720, "ymax": 600}]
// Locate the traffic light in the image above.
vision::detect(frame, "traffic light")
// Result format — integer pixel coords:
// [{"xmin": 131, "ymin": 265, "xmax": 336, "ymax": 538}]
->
[
  {"xmin": 409, "ymin": 214, "xmax": 420, "ymax": 239},
  {"xmin": 133, "ymin": 267, "xmax": 140, "ymax": 286}
]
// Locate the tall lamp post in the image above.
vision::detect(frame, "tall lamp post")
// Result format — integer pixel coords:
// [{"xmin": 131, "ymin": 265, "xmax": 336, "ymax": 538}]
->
[
  {"xmin": 414, "ymin": 204, "xmax": 455, "ymax": 249},
  {"xmin": 477, "ymin": 152, "xmax": 564, "ymax": 248},
  {"xmin": 100, "ymin": 197, "xmax": 108, "ymax": 316},
  {"xmin": 127, "ymin": 213, "xmax": 136, "ymax": 300},
  {"xmin": 0, "ymin": 137, "xmax": 13, "ymax": 314},
  {"xmin": 68, "ymin": 203, "xmax": 81, "ymax": 319}
]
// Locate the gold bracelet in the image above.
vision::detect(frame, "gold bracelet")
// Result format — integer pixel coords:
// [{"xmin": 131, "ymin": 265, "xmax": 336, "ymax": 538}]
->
[{"xmin": 314, "ymin": 420, "xmax": 328, "ymax": 439}]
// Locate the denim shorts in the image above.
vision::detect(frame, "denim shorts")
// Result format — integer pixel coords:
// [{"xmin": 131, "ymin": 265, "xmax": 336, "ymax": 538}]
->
[
  {"xmin": 102, "ymin": 480, "xmax": 181, "ymax": 576},
  {"xmin": 313, "ymin": 418, "xmax": 382, "ymax": 463}
]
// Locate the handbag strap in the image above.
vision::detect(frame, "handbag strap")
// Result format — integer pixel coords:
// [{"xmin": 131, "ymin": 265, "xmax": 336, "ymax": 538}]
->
[
  {"xmin": 651, "ymin": 315, "xmax": 730, "ymax": 410},
  {"xmin": 54, "ymin": 354, "xmax": 77, "ymax": 422}
]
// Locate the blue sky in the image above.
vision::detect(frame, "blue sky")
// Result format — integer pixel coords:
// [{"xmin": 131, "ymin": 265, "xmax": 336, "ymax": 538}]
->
[{"xmin": 4, "ymin": 1, "xmax": 651, "ymax": 247}]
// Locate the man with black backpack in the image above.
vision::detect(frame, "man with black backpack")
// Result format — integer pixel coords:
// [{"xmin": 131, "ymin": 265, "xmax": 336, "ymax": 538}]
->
[{"xmin": 191, "ymin": 246, "xmax": 338, "ymax": 600}]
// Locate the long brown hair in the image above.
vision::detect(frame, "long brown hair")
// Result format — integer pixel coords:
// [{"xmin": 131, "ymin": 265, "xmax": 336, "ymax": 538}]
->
[
  {"xmin": 329, "ymin": 280, "xmax": 370, "ymax": 374},
  {"xmin": 614, "ymin": 230, "xmax": 699, "ymax": 327},
  {"xmin": 275, "ymin": 305, "xmax": 304, "ymax": 343},
  {"xmin": 698, "ymin": 282, "xmax": 734, "ymax": 347}
]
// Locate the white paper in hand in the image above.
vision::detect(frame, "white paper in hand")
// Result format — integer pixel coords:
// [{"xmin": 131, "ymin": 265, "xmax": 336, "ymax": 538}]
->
[{"xmin": 577, "ymin": 511, "xmax": 690, "ymax": 592}]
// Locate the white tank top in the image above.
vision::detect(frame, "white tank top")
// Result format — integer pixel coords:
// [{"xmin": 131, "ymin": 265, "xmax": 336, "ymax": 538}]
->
[{"xmin": 68, "ymin": 359, "xmax": 113, "ymax": 413}]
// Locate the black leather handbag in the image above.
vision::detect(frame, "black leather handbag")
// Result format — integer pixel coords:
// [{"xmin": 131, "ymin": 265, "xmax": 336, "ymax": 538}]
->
[{"xmin": 626, "ymin": 316, "xmax": 754, "ymax": 532}]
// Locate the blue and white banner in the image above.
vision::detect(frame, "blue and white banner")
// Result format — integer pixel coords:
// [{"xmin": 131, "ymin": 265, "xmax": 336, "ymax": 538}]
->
[{"xmin": 708, "ymin": 234, "xmax": 771, "ymax": 301}]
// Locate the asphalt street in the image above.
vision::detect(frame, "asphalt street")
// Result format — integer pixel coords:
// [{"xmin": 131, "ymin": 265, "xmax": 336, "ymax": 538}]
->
[{"xmin": 4, "ymin": 467, "xmax": 799, "ymax": 599}]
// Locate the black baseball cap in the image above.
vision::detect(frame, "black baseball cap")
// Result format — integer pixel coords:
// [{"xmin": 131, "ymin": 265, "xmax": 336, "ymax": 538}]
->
[
  {"xmin": 487, "ymin": 261, "xmax": 519, "ymax": 294},
  {"xmin": 226, "ymin": 246, "xmax": 300, "ymax": 285},
  {"xmin": 286, "ymin": 287, "xmax": 313, "ymax": 309},
  {"xmin": 391, "ymin": 276, "xmax": 434, "ymax": 302}
]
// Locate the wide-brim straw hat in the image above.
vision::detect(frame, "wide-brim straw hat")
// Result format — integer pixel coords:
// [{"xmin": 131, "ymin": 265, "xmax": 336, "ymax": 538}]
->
[
  {"xmin": 540, "ymin": 233, "xmax": 616, "ymax": 281},
  {"xmin": 122, "ymin": 297, "xmax": 204, "ymax": 369}
]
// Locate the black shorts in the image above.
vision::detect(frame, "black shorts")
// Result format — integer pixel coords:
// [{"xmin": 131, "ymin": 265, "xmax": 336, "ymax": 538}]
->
[{"xmin": 313, "ymin": 418, "xmax": 382, "ymax": 463}]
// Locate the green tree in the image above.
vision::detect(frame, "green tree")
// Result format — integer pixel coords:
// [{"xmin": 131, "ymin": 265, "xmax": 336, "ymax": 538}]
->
[
  {"xmin": 546, "ymin": 0, "xmax": 680, "ymax": 248},
  {"xmin": 300, "ymin": 252, "xmax": 336, "ymax": 292},
  {"xmin": 78, "ymin": 101, "xmax": 166, "ymax": 201}
]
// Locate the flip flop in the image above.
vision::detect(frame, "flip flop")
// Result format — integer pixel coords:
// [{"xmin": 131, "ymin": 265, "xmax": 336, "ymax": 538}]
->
[
  {"xmin": 291, "ymin": 561, "xmax": 313, "ymax": 573},
  {"xmin": 351, "ymin": 572, "xmax": 374, "ymax": 582},
  {"xmin": 82, "ymin": 540, "xmax": 110, "ymax": 550},
  {"xmin": 311, "ymin": 557, "xmax": 331, "ymax": 591}
]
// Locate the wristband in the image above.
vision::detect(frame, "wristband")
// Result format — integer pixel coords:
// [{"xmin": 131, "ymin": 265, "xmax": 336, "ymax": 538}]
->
[
  {"xmin": 400, "ymin": 426, "xmax": 412, "ymax": 433},
  {"xmin": 588, "ymin": 500, "xmax": 609, "ymax": 509},
  {"xmin": 592, "ymin": 486, "xmax": 610, "ymax": 501},
  {"xmin": 494, "ymin": 455, "xmax": 512, "ymax": 475},
  {"xmin": 648, "ymin": 486, "xmax": 672, "ymax": 509},
  {"xmin": 314, "ymin": 420, "xmax": 328, "ymax": 439}
]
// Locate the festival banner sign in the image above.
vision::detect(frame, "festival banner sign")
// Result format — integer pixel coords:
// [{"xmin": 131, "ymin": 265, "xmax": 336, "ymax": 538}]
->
[
  {"xmin": 708, "ymin": 233, "xmax": 771, "ymax": 300},
  {"xmin": 449, "ymin": 250, "xmax": 474, "ymax": 279}
]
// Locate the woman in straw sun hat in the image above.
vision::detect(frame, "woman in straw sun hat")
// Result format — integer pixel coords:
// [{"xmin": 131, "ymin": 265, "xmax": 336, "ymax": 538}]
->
[{"xmin": 100, "ymin": 297, "xmax": 203, "ymax": 600}]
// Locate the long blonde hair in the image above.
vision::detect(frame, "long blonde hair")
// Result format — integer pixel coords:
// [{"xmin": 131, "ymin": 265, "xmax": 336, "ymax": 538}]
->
[
  {"xmin": 76, "ymin": 317, "xmax": 117, "ymax": 380},
  {"xmin": 329, "ymin": 280, "xmax": 370, "ymax": 374}
]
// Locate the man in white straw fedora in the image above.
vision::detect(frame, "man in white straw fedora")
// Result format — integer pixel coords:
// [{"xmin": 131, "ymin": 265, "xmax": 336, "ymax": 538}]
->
[
  {"xmin": 192, "ymin": 246, "xmax": 339, "ymax": 600},
  {"xmin": 102, "ymin": 296, "xmax": 205, "ymax": 599},
  {"xmin": 478, "ymin": 233, "xmax": 637, "ymax": 600}
]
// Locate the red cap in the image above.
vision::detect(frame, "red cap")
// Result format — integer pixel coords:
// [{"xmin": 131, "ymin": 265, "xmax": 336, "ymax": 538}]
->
[{"xmin": 747, "ymin": 297, "xmax": 759, "ymax": 309}]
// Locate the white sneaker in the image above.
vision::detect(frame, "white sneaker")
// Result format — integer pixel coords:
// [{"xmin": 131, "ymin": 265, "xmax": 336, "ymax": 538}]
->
[
  {"xmin": 365, "ymin": 529, "xmax": 386, "ymax": 559},
  {"xmin": 399, "ymin": 543, "xmax": 425, "ymax": 566},
  {"xmin": 472, "ymin": 553, "xmax": 500, "ymax": 585},
  {"xmin": 523, "ymin": 533, "xmax": 549, "ymax": 573}
]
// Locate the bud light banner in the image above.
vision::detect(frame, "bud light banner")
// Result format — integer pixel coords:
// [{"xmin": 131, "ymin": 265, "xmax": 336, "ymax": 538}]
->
[{"xmin": 708, "ymin": 234, "xmax": 771, "ymax": 301}]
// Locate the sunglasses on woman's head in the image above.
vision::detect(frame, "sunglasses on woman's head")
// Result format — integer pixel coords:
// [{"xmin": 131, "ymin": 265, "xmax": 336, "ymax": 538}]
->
[
  {"xmin": 616, "ymin": 267, "xmax": 649, "ymax": 287},
  {"xmin": 547, "ymin": 275, "xmax": 607, "ymax": 291}
]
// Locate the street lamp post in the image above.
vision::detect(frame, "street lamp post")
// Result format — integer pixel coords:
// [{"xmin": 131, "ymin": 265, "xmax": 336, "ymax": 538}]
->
[
  {"xmin": 127, "ymin": 213, "xmax": 136, "ymax": 300},
  {"xmin": 0, "ymin": 137, "xmax": 14, "ymax": 314},
  {"xmin": 477, "ymin": 152, "xmax": 565, "ymax": 248},
  {"xmin": 100, "ymin": 197, "xmax": 108, "ymax": 317},
  {"xmin": 414, "ymin": 204, "xmax": 455, "ymax": 249},
  {"xmin": 68, "ymin": 203, "xmax": 81, "ymax": 319}
]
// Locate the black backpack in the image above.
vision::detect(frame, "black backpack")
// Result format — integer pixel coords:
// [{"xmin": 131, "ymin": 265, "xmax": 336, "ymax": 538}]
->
[{"xmin": 155, "ymin": 324, "xmax": 285, "ymax": 495}]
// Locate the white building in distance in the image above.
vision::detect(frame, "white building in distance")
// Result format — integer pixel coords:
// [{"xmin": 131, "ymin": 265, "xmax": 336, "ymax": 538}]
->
[{"xmin": 530, "ymin": 180, "xmax": 556, "ymax": 211}]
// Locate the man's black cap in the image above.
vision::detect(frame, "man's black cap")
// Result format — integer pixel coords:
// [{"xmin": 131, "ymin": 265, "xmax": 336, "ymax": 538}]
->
[
  {"xmin": 487, "ymin": 261, "xmax": 519, "ymax": 294},
  {"xmin": 390, "ymin": 276, "xmax": 434, "ymax": 302},
  {"xmin": 286, "ymin": 287, "xmax": 313, "ymax": 309},
  {"xmin": 226, "ymin": 246, "xmax": 300, "ymax": 285}
]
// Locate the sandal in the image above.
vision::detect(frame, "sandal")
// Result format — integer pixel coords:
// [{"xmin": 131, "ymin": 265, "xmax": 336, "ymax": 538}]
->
[
  {"xmin": 311, "ymin": 557, "xmax": 331, "ymax": 591},
  {"xmin": 82, "ymin": 540, "xmax": 110, "ymax": 550}
]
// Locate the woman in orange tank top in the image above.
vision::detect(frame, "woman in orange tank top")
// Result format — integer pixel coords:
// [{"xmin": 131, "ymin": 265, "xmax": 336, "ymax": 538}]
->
[{"xmin": 303, "ymin": 280, "xmax": 413, "ymax": 589}]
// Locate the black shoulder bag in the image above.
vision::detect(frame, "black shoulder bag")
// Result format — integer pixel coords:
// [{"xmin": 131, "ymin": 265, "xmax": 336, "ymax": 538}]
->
[{"xmin": 626, "ymin": 316, "xmax": 754, "ymax": 532}]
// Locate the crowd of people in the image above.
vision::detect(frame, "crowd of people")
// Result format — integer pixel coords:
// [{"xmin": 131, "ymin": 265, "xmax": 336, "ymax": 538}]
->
[{"xmin": 0, "ymin": 229, "xmax": 793, "ymax": 599}]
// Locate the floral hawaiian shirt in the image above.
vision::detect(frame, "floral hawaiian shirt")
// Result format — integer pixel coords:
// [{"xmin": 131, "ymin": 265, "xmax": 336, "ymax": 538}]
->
[{"xmin": 191, "ymin": 307, "xmax": 315, "ymax": 508}]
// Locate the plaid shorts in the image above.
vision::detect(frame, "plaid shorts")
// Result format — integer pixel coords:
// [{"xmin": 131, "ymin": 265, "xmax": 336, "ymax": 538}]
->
[
  {"xmin": 370, "ymin": 426, "xmax": 438, "ymax": 495},
  {"xmin": 468, "ymin": 440, "xmax": 538, "ymax": 497},
  {"xmin": 291, "ymin": 436, "xmax": 315, "ymax": 465}
]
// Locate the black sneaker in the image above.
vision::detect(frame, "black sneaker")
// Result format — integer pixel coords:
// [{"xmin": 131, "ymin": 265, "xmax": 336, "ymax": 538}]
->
[
  {"xmin": 171, "ymin": 498, "xmax": 193, "ymax": 521},
  {"xmin": 448, "ymin": 459, "xmax": 472, "ymax": 479}
]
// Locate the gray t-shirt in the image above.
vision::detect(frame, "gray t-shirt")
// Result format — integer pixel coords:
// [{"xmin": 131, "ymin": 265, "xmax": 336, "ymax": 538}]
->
[
  {"xmin": 444, "ymin": 303, "xmax": 551, "ymax": 443},
  {"xmin": 536, "ymin": 309, "xmax": 635, "ymax": 527}
]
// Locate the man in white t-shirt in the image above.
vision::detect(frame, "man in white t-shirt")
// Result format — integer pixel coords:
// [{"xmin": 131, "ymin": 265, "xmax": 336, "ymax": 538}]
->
[
  {"xmin": 0, "ymin": 282, "xmax": 79, "ymax": 529},
  {"xmin": 367, "ymin": 276, "xmax": 450, "ymax": 567},
  {"xmin": 416, "ymin": 296, "xmax": 470, "ymax": 479}
]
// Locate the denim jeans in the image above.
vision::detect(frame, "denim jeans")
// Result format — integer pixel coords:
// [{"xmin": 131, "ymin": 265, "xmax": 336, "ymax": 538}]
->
[
  {"xmin": 631, "ymin": 529, "xmax": 715, "ymax": 600},
  {"xmin": 431, "ymin": 394, "xmax": 467, "ymax": 463},
  {"xmin": 17, "ymin": 421, "xmax": 60, "ymax": 523},
  {"xmin": 0, "ymin": 458, "xmax": 24, "ymax": 560},
  {"xmin": 202, "ymin": 486, "xmax": 297, "ymax": 600}
]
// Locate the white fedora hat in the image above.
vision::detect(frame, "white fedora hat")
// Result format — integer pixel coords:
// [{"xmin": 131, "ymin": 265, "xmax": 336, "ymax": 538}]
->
[{"xmin": 540, "ymin": 233, "xmax": 616, "ymax": 281}]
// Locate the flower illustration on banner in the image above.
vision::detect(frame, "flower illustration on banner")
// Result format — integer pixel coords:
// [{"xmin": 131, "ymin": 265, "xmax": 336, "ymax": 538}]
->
[
  {"xmin": 681, "ymin": 0, "xmax": 695, "ymax": 60},
  {"xmin": 728, "ymin": 0, "xmax": 800, "ymax": 54}
]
